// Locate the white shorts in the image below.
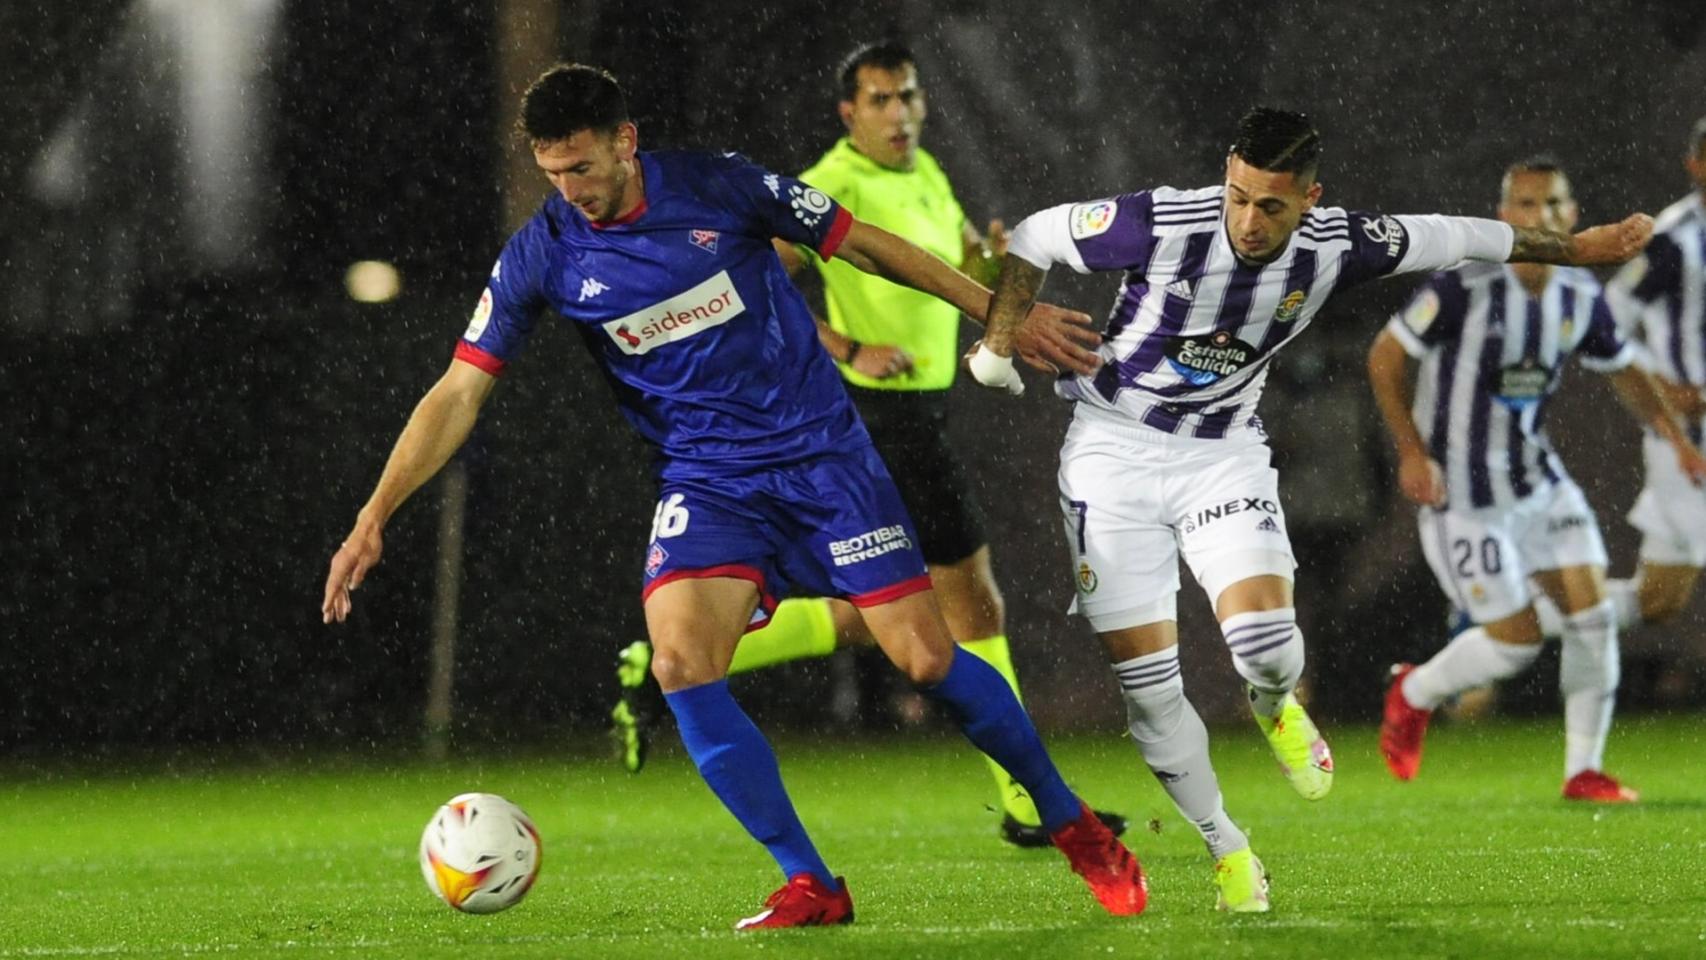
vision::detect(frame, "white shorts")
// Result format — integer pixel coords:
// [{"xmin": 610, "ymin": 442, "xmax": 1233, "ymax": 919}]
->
[
  {"xmin": 1628, "ymin": 433, "xmax": 1706, "ymax": 566},
  {"xmin": 1058, "ymin": 407, "xmax": 1296, "ymax": 632},
  {"xmin": 1418, "ymin": 478, "xmax": 1608, "ymax": 624}
]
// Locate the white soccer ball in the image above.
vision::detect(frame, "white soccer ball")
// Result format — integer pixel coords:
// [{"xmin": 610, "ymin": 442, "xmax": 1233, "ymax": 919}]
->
[{"xmin": 419, "ymin": 792, "xmax": 542, "ymax": 914}]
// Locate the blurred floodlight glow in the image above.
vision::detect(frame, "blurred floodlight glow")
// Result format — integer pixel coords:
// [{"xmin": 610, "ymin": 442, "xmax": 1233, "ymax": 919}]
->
[{"xmin": 346, "ymin": 260, "xmax": 402, "ymax": 303}]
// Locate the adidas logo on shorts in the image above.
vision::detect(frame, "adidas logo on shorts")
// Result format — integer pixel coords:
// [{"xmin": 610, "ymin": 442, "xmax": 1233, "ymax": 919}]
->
[{"xmin": 1256, "ymin": 517, "xmax": 1280, "ymax": 533}]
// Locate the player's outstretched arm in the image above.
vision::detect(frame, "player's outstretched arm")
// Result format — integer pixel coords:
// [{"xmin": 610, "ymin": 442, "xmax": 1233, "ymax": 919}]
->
[
  {"xmin": 1607, "ymin": 366, "xmax": 1706, "ymax": 485},
  {"xmin": 321, "ymin": 360, "xmax": 497, "ymax": 624},
  {"xmin": 835, "ymin": 219, "xmax": 1099, "ymax": 378},
  {"xmin": 1510, "ymin": 213, "xmax": 1654, "ymax": 266},
  {"xmin": 1367, "ymin": 329, "xmax": 1446, "ymax": 506}
]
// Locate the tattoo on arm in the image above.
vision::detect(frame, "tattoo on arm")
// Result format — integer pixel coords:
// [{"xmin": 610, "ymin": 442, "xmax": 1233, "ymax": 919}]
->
[
  {"xmin": 986, "ymin": 255, "xmax": 1047, "ymax": 347},
  {"xmin": 1508, "ymin": 227, "xmax": 1574, "ymax": 265}
]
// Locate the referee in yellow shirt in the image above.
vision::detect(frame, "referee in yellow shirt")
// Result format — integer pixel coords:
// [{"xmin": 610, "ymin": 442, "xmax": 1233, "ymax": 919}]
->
[{"xmin": 612, "ymin": 40, "xmax": 1124, "ymax": 847}]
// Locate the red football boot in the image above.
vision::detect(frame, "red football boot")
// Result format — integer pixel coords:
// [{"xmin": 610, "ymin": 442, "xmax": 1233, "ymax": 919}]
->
[
  {"xmin": 1380, "ymin": 663, "xmax": 1432, "ymax": 782},
  {"xmin": 734, "ymin": 873, "xmax": 854, "ymax": 931},
  {"xmin": 1050, "ymin": 802, "xmax": 1148, "ymax": 916},
  {"xmin": 1562, "ymin": 770, "xmax": 1640, "ymax": 804}
]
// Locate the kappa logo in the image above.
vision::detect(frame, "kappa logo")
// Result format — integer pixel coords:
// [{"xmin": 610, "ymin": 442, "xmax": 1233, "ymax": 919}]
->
[
  {"xmin": 602, "ymin": 270, "xmax": 746, "ymax": 355},
  {"xmin": 690, "ymin": 229, "xmax": 720, "ymax": 254},
  {"xmin": 763, "ymin": 173, "xmax": 781, "ymax": 198},
  {"xmin": 1164, "ymin": 279, "xmax": 1195, "ymax": 301},
  {"xmin": 580, "ymin": 277, "xmax": 609, "ymax": 302},
  {"xmin": 788, "ymin": 185, "xmax": 833, "ymax": 228}
]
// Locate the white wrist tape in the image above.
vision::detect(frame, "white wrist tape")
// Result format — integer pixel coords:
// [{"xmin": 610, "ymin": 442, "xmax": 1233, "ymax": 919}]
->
[{"xmin": 969, "ymin": 344, "xmax": 1024, "ymax": 396}]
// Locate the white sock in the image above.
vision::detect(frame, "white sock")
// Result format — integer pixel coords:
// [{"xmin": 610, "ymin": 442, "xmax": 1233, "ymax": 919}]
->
[
  {"xmin": 1115, "ymin": 648, "xmax": 1249, "ymax": 859},
  {"xmin": 1531, "ymin": 592, "xmax": 1565, "ymax": 638},
  {"xmin": 1221, "ymin": 607, "xmax": 1303, "ymax": 718},
  {"xmin": 1401, "ymin": 626, "xmax": 1542, "ymax": 711},
  {"xmin": 1605, "ymin": 579, "xmax": 1642, "ymax": 631},
  {"xmin": 1559, "ymin": 601, "xmax": 1619, "ymax": 778}
]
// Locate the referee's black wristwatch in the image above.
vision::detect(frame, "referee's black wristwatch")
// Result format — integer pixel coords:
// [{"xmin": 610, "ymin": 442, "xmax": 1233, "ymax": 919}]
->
[{"xmin": 843, "ymin": 339, "xmax": 863, "ymax": 364}]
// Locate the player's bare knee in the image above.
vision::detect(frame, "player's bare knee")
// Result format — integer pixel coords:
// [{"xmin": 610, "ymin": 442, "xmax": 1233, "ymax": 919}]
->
[{"xmin": 648, "ymin": 645, "xmax": 719, "ymax": 691}]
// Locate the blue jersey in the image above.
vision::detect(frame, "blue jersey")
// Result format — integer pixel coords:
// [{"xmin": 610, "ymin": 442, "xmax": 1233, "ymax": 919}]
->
[
  {"xmin": 455, "ymin": 150, "xmax": 861, "ymax": 480},
  {"xmin": 1389, "ymin": 263, "xmax": 1631, "ymax": 511}
]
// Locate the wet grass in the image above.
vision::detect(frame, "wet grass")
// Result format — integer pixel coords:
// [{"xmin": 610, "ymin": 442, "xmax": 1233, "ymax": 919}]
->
[{"xmin": 2, "ymin": 715, "xmax": 1703, "ymax": 958}]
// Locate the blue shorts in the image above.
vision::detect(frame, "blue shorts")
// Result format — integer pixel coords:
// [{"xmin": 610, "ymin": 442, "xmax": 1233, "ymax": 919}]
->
[{"xmin": 639, "ymin": 444, "xmax": 930, "ymax": 628}]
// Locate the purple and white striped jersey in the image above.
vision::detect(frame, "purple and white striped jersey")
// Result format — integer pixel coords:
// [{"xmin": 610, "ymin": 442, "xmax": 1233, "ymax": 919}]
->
[
  {"xmin": 1607, "ymin": 192, "xmax": 1706, "ymax": 443},
  {"xmin": 1389, "ymin": 263, "xmax": 1632, "ymax": 511},
  {"xmin": 1012, "ymin": 186, "xmax": 1502, "ymax": 438}
]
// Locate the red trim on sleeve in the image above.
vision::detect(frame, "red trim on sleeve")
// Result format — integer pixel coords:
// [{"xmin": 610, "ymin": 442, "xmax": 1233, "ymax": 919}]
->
[
  {"xmin": 816, "ymin": 207, "xmax": 855, "ymax": 259},
  {"xmin": 847, "ymin": 573, "xmax": 933, "ymax": 609},
  {"xmin": 641, "ymin": 563, "xmax": 776, "ymax": 618},
  {"xmin": 453, "ymin": 340, "xmax": 507, "ymax": 376}
]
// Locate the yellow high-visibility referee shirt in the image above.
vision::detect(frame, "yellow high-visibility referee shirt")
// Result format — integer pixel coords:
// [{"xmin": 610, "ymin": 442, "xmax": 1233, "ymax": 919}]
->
[{"xmin": 800, "ymin": 138, "xmax": 968, "ymax": 391}]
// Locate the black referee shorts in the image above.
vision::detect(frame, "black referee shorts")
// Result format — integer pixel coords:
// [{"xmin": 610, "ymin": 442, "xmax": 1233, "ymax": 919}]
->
[{"xmin": 847, "ymin": 384, "xmax": 988, "ymax": 567}]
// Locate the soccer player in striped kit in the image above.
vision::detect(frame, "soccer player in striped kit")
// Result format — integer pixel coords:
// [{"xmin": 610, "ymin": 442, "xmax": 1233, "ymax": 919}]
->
[
  {"xmin": 321, "ymin": 64, "xmax": 1145, "ymax": 929},
  {"xmin": 966, "ymin": 108, "xmax": 1654, "ymax": 911},
  {"xmin": 1539, "ymin": 117, "xmax": 1706, "ymax": 639},
  {"xmin": 1367, "ymin": 157, "xmax": 1706, "ymax": 802}
]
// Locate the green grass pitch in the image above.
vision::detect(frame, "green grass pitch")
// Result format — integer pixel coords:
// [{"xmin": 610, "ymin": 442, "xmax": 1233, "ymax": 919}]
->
[{"xmin": 3, "ymin": 715, "xmax": 1704, "ymax": 959}]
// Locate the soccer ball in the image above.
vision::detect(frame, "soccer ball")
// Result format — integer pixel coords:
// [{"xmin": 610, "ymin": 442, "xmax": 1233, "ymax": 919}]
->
[{"xmin": 418, "ymin": 792, "xmax": 542, "ymax": 914}]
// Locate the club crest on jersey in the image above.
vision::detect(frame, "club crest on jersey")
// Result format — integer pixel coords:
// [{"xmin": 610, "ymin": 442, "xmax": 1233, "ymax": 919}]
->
[
  {"xmin": 645, "ymin": 542, "xmax": 669, "ymax": 577},
  {"xmin": 1070, "ymin": 200, "xmax": 1118, "ymax": 239},
  {"xmin": 1163, "ymin": 330, "xmax": 1258, "ymax": 386},
  {"xmin": 1493, "ymin": 357, "xmax": 1552, "ymax": 410},
  {"xmin": 690, "ymin": 229, "xmax": 720, "ymax": 253},
  {"xmin": 602, "ymin": 270, "xmax": 746, "ymax": 356},
  {"xmin": 1272, "ymin": 290, "xmax": 1307, "ymax": 324},
  {"xmin": 463, "ymin": 288, "xmax": 494, "ymax": 341},
  {"xmin": 789, "ymin": 185, "xmax": 833, "ymax": 228}
]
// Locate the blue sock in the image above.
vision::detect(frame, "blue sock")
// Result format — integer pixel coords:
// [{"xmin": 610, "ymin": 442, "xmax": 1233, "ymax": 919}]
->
[
  {"xmin": 665, "ymin": 680, "xmax": 833, "ymax": 887},
  {"xmin": 922, "ymin": 648, "xmax": 1081, "ymax": 832}
]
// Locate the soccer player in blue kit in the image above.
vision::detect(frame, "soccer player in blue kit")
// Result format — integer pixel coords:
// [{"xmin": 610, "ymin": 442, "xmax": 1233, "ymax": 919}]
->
[{"xmin": 319, "ymin": 64, "xmax": 1144, "ymax": 929}]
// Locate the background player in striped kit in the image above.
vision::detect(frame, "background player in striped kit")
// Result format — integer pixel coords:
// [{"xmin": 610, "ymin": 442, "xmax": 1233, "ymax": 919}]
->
[
  {"xmin": 322, "ymin": 63, "xmax": 1145, "ymax": 929},
  {"xmin": 610, "ymin": 39, "xmax": 1126, "ymax": 848},
  {"xmin": 967, "ymin": 109, "xmax": 1655, "ymax": 911},
  {"xmin": 1525, "ymin": 118, "xmax": 1706, "ymax": 645},
  {"xmin": 1368, "ymin": 157, "xmax": 1706, "ymax": 802}
]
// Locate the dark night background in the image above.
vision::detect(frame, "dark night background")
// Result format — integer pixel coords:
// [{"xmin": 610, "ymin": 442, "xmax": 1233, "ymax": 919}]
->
[{"xmin": 4, "ymin": 0, "xmax": 1705, "ymax": 753}]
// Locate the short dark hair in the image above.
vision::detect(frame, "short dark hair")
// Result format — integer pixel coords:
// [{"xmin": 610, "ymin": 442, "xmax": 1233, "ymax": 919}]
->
[
  {"xmin": 1690, "ymin": 116, "xmax": 1706, "ymax": 158},
  {"xmin": 1229, "ymin": 107, "xmax": 1321, "ymax": 182},
  {"xmin": 1500, "ymin": 153, "xmax": 1568, "ymax": 200},
  {"xmin": 837, "ymin": 40, "xmax": 915, "ymax": 102},
  {"xmin": 518, "ymin": 63, "xmax": 629, "ymax": 145}
]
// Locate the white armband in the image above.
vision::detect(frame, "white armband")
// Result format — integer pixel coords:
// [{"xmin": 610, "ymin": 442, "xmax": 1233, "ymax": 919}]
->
[
  {"xmin": 1393, "ymin": 215, "xmax": 1514, "ymax": 274},
  {"xmin": 1008, "ymin": 204, "xmax": 1090, "ymax": 274}
]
